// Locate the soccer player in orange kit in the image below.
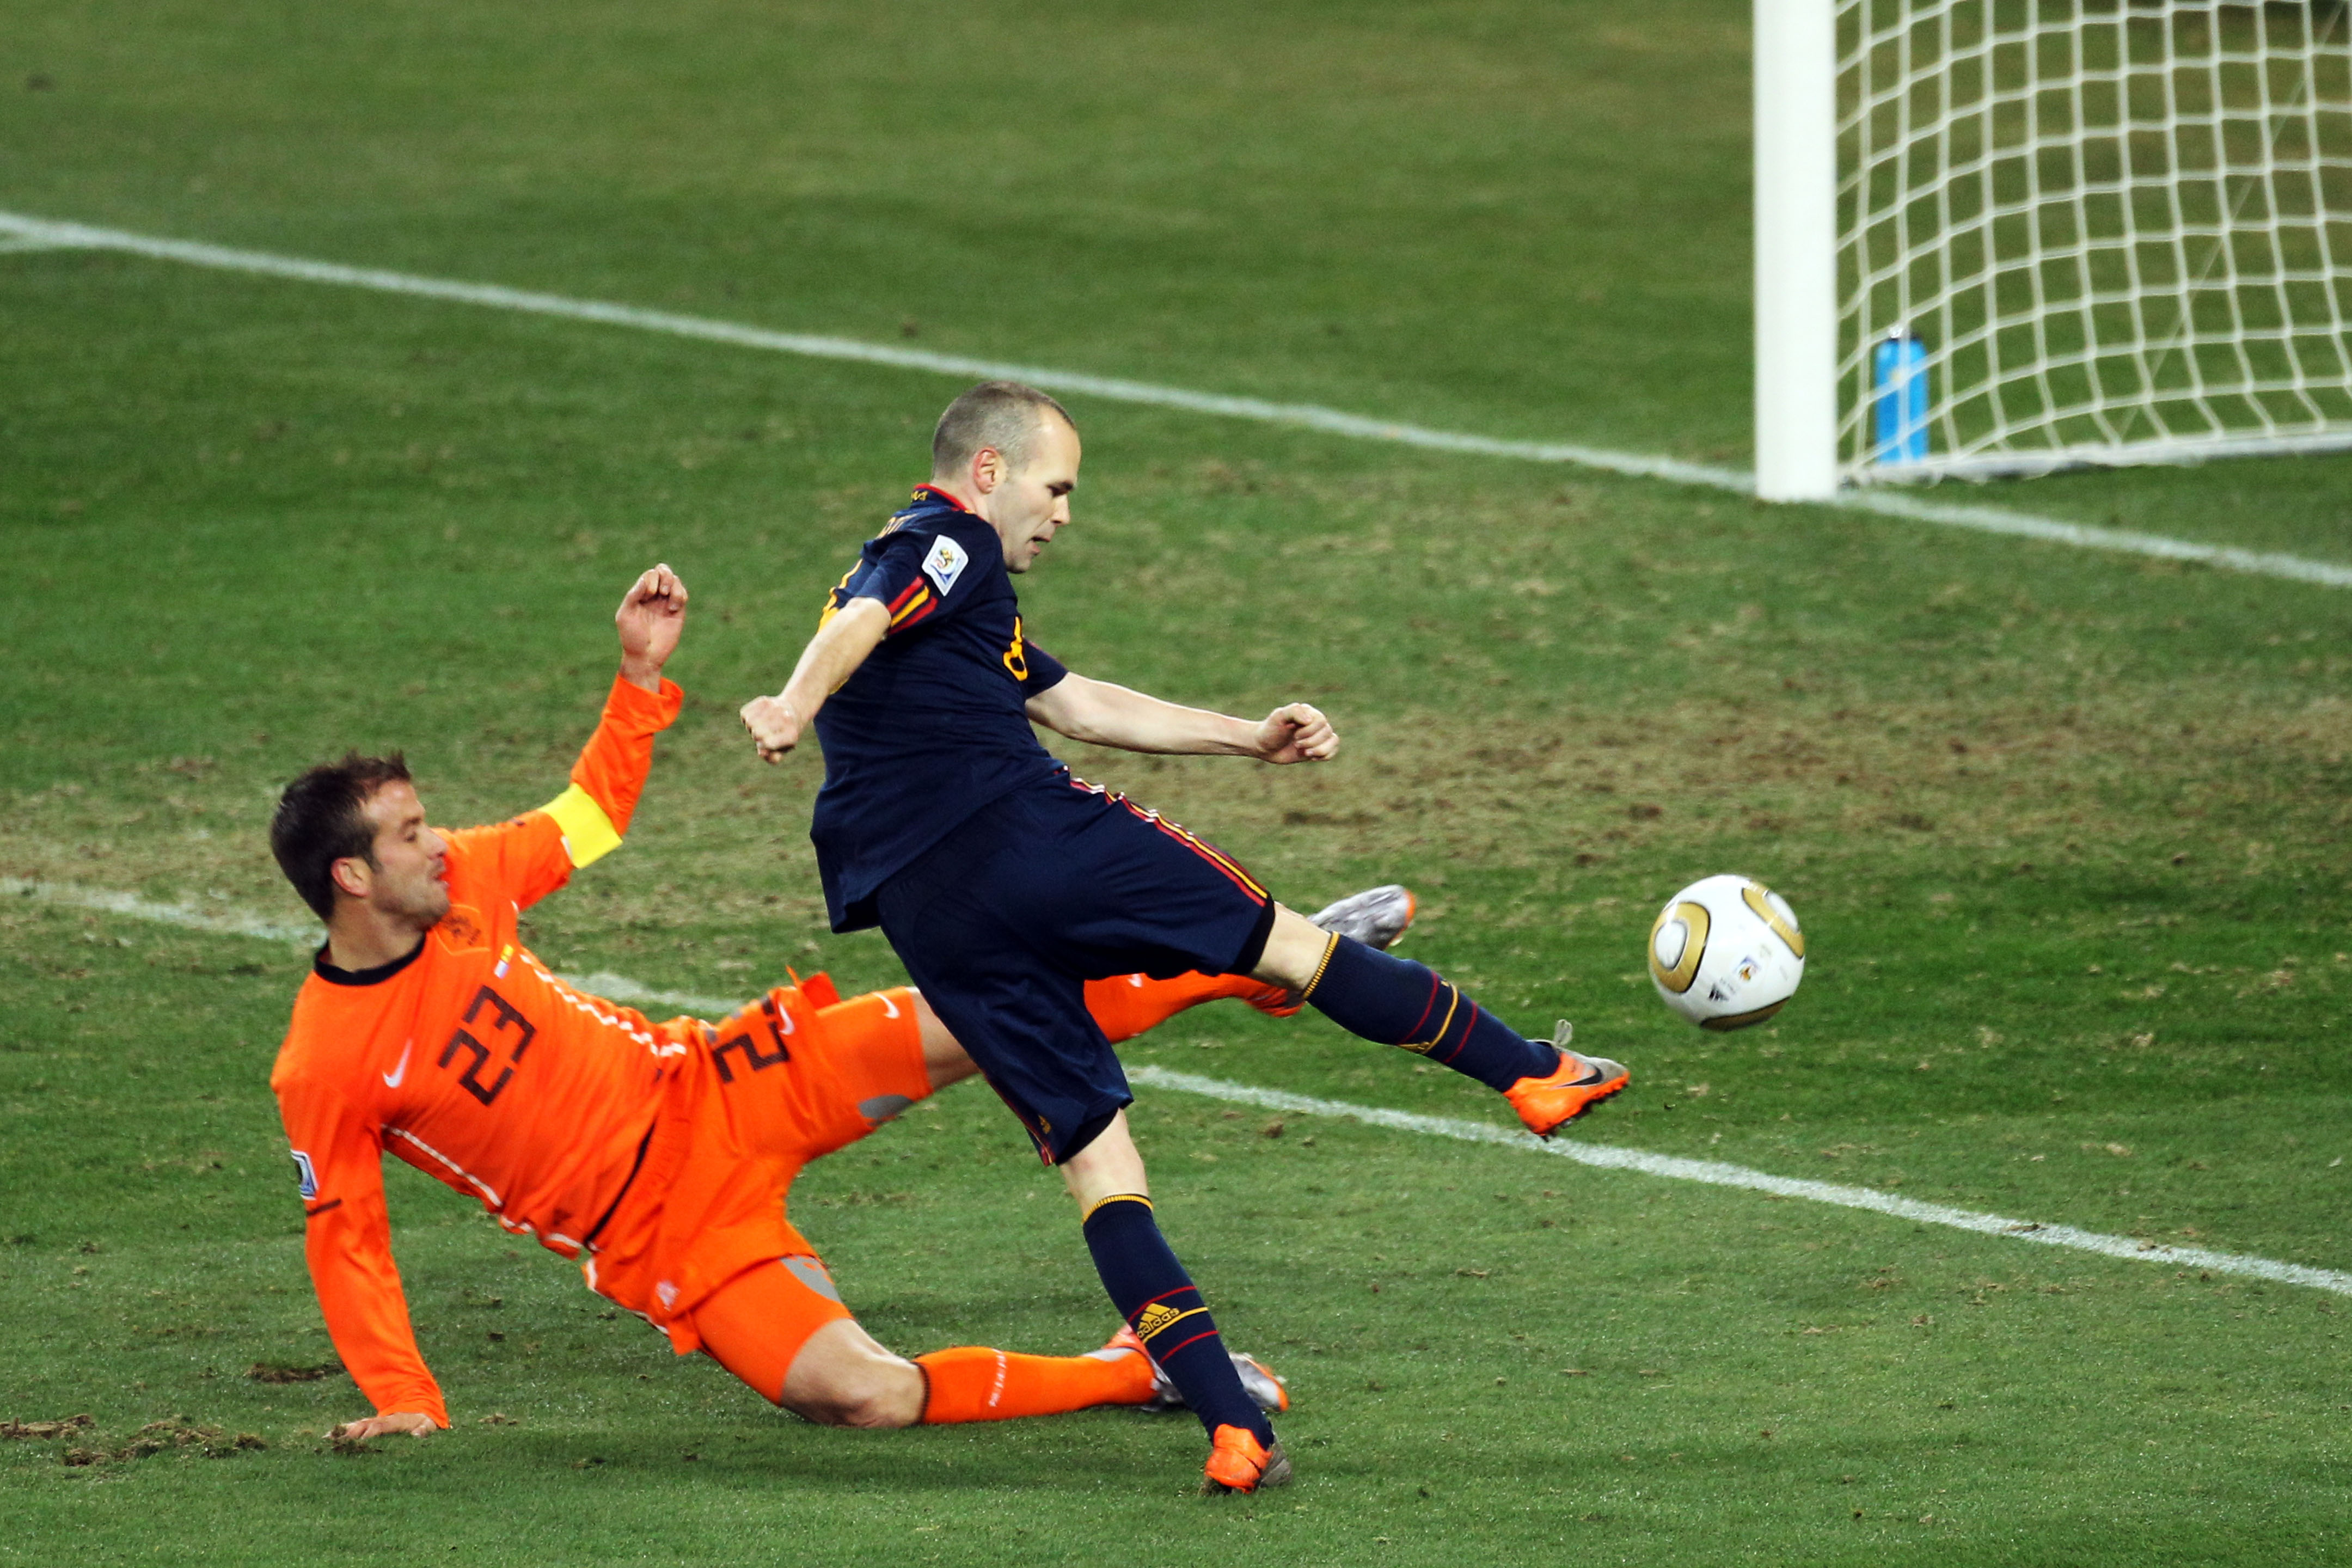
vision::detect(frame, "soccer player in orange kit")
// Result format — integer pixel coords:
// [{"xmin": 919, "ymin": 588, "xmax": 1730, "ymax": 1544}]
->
[{"xmin": 270, "ymin": 565, "xmax": 1410, "ymax": 1442}]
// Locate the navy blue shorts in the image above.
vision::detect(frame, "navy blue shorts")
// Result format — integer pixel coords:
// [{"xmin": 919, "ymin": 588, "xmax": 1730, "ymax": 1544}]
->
[{"xmin": 873, "ymin": 778, "xmax": 1277, "ymax": 1163}]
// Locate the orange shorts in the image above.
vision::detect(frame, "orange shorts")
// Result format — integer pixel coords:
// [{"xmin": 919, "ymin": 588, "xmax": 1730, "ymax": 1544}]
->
[
  {"xmin": 581, "ymin": 980, "xmax": 930, "ymax": 1353},
  {"xmin": 683, "ymin": 1254, "xmax": 856, "ymax": 1404}
]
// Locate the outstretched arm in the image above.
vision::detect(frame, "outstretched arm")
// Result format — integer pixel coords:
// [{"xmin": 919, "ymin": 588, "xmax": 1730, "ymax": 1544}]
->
[
  {"xmin": 446, "ymin": 566, "xmax": 687, "ymax": 905},
  {"xmin": 1025, "ymin": 672, "xmax": 1338, "ymax": 764},
  {"xmin": 740, "ymin": 598, "xmax": 890, "ymax": 763}
]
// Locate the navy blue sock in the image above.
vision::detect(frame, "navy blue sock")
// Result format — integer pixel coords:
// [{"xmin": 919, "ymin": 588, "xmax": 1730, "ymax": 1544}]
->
[
  {"xmin": 1302, "ymin": 935, "xmax": 1558, "ymax": 1091},
  {"xmin": 1082, "ymin": 1195, "xmax": 1272, "ymax": 1443}
]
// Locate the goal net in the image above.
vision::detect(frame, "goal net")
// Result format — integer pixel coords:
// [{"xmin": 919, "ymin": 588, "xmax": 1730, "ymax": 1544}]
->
[{"xmin": 1756, "ymin": 0, "xmax": 2352, "ymax": 495}]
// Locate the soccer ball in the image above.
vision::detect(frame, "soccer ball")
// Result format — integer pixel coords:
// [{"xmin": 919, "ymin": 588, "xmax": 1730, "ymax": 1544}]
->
[{"xmin": 1646, "ymin": 874, "xmax": 1805, "ymax": 1030}]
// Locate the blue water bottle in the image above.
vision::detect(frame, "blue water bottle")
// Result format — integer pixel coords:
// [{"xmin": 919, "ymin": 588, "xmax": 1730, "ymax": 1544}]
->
[{"xmin": 1873, "ymin": 328, "xmax": 1930, "ymax": 465}]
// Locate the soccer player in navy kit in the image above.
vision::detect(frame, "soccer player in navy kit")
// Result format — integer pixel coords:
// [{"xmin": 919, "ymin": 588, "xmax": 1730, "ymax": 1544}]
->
[{"xmin": 741, "ymin": 381, "xmax": 1630, "ymax": 1493}]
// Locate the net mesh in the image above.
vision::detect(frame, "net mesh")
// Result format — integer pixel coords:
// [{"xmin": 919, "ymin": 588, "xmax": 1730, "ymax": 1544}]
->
[{"xmin": 1836, "ymin": 0, "xmax": 2352, "ymax": 481}]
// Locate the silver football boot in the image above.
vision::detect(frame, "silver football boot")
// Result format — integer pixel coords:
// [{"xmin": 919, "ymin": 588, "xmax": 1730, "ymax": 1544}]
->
[
  {"xmin": 1105, "ymin": 1327, "xmax": 1290, "ymax": 1414},
  {"xmin": 1307, "ymin": 884, "xmax": 1417, "ymax": 950}
]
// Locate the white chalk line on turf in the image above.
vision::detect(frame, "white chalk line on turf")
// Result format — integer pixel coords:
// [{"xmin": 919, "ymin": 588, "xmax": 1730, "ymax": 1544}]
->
[
  {"xmin": 12, "ymin": 874, "xmax": 2347, "ymax": 1300},
  {"xmin": 4, "ymin": 875, "xmax": 316, "ymax": 945},
  {"xmin": 0, "ymin": 233, "xmax": 91, "ymax": 255},
  {"xmin": 1128, "ymin": 1067, "xmax": 2352, "ymax": 1299},
  {"xmin": 1, "ymin": 877, "xmax": 740, "ymax": 1016},
  {"xmin": 5, "ymin": 208, "xmax": 2351, "ymax": 593}
]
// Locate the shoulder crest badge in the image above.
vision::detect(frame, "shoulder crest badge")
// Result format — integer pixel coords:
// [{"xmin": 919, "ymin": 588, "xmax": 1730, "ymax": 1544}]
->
[
  {"xmin": 436, "ymin": 906, "xmax": 486, "ymax": 953},
  {"xmin": 921, "ymin": 534, "xmax": 969, "ymax": 596}
]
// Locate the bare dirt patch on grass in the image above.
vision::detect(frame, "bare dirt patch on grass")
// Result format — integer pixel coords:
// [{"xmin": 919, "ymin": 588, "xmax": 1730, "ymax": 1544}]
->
[
  {"xmin": 6, "ymin": 678, "xmax": 2348, "ymax": 952},
  {"xmin": 1045, "ymin": 682, "xmax": 2352, "ymax": 886}
]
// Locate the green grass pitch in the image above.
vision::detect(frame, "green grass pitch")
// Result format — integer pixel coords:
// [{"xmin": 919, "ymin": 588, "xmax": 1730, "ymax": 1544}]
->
[{"xmin": 3, "ymin": 1, "xmax": 2350, "ymax": 1563}]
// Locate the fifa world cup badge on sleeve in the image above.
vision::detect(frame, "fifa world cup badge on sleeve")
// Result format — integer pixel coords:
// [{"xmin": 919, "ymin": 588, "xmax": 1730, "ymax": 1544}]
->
[
  {"xmin": 291, "ymin": 1150, "xmax": 320, "ymax": 1200},
  {"xmin": 922, "ymin": 535, "xmax": 968, "ymax": 595}
]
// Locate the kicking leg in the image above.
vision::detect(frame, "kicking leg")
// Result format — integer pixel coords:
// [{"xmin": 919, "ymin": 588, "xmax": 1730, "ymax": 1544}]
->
[{"xmin": 1252, "ymin": 904, "xmax": 1627, "ymax": 1135}]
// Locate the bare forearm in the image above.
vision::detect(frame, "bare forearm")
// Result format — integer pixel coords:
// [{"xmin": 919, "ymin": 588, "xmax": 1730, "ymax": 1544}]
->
[
  {"xmin": 1032, "ymin": 676, "xmax": 1260, "ymax": 755},
  {"xmin": 618, "ymin": 653, "xmax": 663, "ymax": 694},
  {"xmin": 742, "ymin": 599, "xmax": 888, "ymax": 762},
  {"xmin": 780, "ymin": 602, "xmax": 888, "ymax": 721},
  {"xmin": 1030, "ymin": 674, "xmax": 1339, "ymax": 765}
]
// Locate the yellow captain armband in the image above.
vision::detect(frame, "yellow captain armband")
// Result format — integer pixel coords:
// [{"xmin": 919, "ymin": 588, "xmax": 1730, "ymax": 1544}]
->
[{"xmin": 539, "ymin": 784, "xmax": 623, "ymax": 869}]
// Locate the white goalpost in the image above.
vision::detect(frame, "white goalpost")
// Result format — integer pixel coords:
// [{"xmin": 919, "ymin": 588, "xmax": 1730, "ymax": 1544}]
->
[{"xmin": 1756, "ymin": 0, "xmax": 2352, "ymax": 500}]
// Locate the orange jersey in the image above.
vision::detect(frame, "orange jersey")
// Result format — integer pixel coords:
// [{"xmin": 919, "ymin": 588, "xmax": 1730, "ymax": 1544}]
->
[{"xmin": 271, "ymin": 675, "xmax": 687, "ymax": 1425}]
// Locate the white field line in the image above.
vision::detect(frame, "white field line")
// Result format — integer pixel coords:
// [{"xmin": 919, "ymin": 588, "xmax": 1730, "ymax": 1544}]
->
[
  {"xmin": 4, "ymin": 875, "xmax": 316, "ymax": 944},
  {"xmin": 6, "ymin": 208, "xmax": 2351, "ymax": 592},
  {"xmin": 1128, "ymin": 1067, "xmax": 2352, "ymax": 1298},
  {"xmin": 0, "ymin": 234, "xmax": 92, "ymax": 255},
  {"xmin": 11, "ymin": 874, "xmax": 2347, "ymax": 1298},
  {"xmin": 2, "ymin": 877, "xmax": 741, "ymax": 1016},
  {"xmin": 562, "ymin": 969, "xmax": 741, "ymax": 1017}
]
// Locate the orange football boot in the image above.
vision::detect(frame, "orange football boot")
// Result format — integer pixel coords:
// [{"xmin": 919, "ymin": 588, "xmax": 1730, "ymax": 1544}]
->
[
  {"xmin": 1504, "ymin": 1021, "xmax": 1629, "ymax": 1137},
  {"xmin": 1202, "ymin": 1424, "xmax": 1292, "ymax": 1494}
]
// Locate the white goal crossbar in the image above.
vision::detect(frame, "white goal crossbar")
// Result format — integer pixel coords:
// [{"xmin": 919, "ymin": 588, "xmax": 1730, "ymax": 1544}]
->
[{"xmin": 1756, "ymin": 0, "xmax": 2352, "ymax": 498}]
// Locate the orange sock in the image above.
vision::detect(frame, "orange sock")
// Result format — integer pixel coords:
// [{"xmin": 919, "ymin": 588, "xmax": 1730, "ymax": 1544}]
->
[
  {"xmin": 1084, "ymin": 972, "xmax": 1291, "ymax": 1043},
  {"xmin": 914, "ymin": 1343, "xmax": 1156, "ymax": 1423}
]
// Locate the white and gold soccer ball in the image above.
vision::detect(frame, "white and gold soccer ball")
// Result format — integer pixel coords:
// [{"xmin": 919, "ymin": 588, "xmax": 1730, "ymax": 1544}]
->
[{"xmin": 1647, "ymin": 874, "xmax": 1805, "ymax": 1030}]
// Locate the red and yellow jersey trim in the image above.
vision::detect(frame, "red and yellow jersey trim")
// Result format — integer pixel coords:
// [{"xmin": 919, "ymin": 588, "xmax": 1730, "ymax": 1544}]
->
[{"xmin": 885, "ymin": 577, "xmax": 939, "ymax": 634}]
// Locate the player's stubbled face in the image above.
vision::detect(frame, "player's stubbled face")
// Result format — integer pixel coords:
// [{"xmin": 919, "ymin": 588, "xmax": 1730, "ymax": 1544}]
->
[
  {"xmin": 356, "ymin": 781, "xmax": 452, "ymax": 928},
  {"xmin": 998, "ymin": 416, "xmax": 1080, "ymax": 575}
]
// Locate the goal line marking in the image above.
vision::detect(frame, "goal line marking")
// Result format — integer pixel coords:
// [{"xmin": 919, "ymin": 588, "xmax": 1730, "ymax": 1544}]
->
[
  {"xmin": 5, "ymin": 208, "xmax": 2350, "ymax": 592},
  {"xmin": 13, "ymin": 874, "xmax": 2347, "ymax": 1298}
]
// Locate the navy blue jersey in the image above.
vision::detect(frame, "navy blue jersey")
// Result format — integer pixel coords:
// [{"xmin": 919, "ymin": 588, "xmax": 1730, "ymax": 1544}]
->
[{"xmin": 810, "ymin": 486, "xmax": 1070, "ymax": 930}]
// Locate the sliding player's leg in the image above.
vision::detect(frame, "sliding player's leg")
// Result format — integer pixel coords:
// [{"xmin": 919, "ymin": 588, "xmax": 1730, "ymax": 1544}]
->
[
  {"xmin": 687, "ymin": 1257, "xmax": 1159, "ymax": 1427},
  {"xmin": 1250, "ymin": 904, "xmax": 1627, "ymax": 1135},
  {"xmin": 1083, "ymin": 971, "xmax": 1281, "ymax": 1040},
  {"xmin": 688, "ymin": 988, "xmax": 1286, "ymax": 1431},
  {"xmin": 1080, "ymin": 884, "xmax": 1419, "ymax": 1042}
]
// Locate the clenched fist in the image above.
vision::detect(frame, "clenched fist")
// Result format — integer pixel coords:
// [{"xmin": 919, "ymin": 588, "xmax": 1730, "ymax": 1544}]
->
[
  {"xmin": 740, "ymin": 694, "xmax": 804, "ymax": 763},
  {"xmin": 1254, "ymin": 703, "xmax": 1339, "ymax": 764}
]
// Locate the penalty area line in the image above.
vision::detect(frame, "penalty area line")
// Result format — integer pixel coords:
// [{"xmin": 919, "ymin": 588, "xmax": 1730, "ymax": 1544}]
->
[
  {"xmin": 1125, "ymin": 1065, "xmax": 2352, "ymax": 1300},
  {"xmin": 12, "ymin": 875, "xmax": 2345, "ymax": 1299},
  {"xmin": 4, "ymin": 208, "xmax": 2351, "ymax": 591}
]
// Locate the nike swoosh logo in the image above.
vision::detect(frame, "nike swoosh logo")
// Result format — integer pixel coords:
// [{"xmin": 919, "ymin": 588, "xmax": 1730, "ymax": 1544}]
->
[
  {"xmin": 383, "ymin": 1040, "xmax": 412, "ymax": 1089},
  {"xmin": 878, "ymin": 995, "xmax": 900, "ymax": 1019}
]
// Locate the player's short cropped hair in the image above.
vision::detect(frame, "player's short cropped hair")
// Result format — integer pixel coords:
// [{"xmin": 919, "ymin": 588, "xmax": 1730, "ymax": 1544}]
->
[
  {"xmin": 271, "ymin": 753, "xmax": 414, "ymax": 921},
  {"xmin": 931, "ymin": 381, "xmax": 1076, "ymax": 478}
]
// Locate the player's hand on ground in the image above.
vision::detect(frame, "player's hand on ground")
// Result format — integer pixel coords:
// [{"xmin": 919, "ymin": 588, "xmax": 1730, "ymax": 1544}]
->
[
  {"xmin": 617, "ymin": 563, "xmax": 689, "ymax": 685},
  {"xmin": 1255, "ymin": 703, "xmax": 1338, "ymax": 764},
  {"xmin": 327, "ymin": 1411, "xmax": 438, "ymax": 1442},
  {"xmin": 740, "ymin": 694, "xmax": 804, "ymax": 763}
]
